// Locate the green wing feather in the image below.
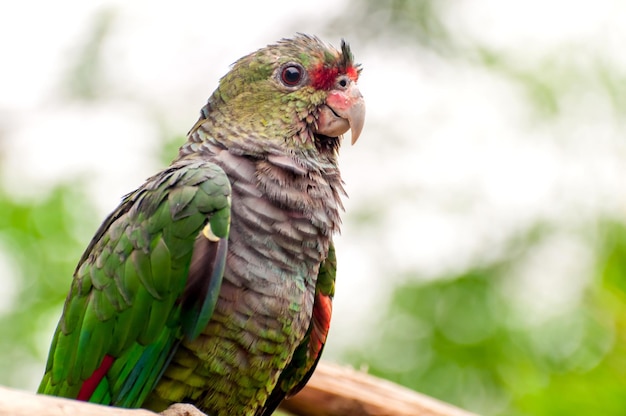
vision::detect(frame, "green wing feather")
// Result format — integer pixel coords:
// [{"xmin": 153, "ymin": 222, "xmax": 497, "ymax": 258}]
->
[
  {"xmin": 38, "ymin": 159, "xmax": 231, "ymax": 407},
  {"xmin": 256, "ymin": 242, "xmax": 337, "ymax": 416}
]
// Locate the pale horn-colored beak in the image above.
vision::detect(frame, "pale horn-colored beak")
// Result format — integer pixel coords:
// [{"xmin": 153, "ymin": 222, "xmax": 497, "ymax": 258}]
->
[{"xmin": 314, "ymin": 83, "xmax": 365, "ymax": 145}]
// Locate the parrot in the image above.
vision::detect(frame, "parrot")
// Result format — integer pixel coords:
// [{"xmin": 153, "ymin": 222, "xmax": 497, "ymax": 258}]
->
[{"xmin": 37, "ymin": 34, "xmax": 365, "ymax": 416}]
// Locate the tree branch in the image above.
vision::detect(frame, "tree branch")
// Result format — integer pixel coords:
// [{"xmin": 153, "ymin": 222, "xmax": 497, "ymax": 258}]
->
[
  {"xmin": 281, "ymin": 362, "xmax": 478, "ymax": 416},
  {"xmin": 0, "ymin": 362, "xmax": 477, "ymax": 416},
  {"xmin": 0, "ymin": 385, "xmax": 155, "ymax": 416}
]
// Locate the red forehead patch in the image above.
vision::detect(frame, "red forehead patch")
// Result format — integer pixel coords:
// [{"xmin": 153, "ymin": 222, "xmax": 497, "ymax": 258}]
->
[
  {"xmin": 310, "ymin": 64, "xmax": 359, "ymax": 90},
  {"xmin": 346, "ymin": 66, "xmax": 359, "ymax": 81}
]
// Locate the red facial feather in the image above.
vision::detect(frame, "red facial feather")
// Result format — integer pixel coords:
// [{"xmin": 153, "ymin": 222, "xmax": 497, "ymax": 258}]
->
[
  {"xmin": 346, "ymin": 66, "xmax": 359, "ymax": 81},
  {"xmin": 310, "ymin": 64, "xmax": 358, "ymax": 91},
  {"xmin": 310, "ymin": 66, "xmax": 338, "ymax": 90}
]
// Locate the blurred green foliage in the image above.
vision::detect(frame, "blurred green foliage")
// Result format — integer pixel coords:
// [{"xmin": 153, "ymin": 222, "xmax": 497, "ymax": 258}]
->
[
  {"xmin": 0, "ymin": 183, "xmax": 97, "ymax": 388},
  {"xmin": 64, "ymin": 8, "xmax": 116, "ymax": 101},
  {"xmin": 348, "ymin": 221, "xmax": 626, "ymax": 415}
]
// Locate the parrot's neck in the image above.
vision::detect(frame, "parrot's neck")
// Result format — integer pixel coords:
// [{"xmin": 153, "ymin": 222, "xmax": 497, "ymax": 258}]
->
[
  {"xmin": 178, "ymin": 138, "xmax": 344, "ymax": 237},
  {"xmin": 180, "ymin": 109, "xmax": 346, "ymax": 230}
]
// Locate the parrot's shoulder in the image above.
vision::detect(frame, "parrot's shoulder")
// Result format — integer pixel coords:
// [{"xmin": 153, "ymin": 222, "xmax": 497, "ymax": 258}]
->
[{"xmin": 77, "ymin": 159, "xmax": 231, "ymax": 269}]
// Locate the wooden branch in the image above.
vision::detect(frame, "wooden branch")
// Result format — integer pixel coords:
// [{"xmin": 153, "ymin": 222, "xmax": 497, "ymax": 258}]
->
[
  {"xmin": 0, "ymin": 387, "xmax": 215, "ymax": 416},
  {"xmin": 0, "ymin": 362, "xmax": 477, "ymax": 416},
  {"xmin": 280, "ymin": 362, "xmax": 478, "ymax": 416},
  {"xmin": 0, "ymin": 385, "xmax": 155, "ymax": 416}
]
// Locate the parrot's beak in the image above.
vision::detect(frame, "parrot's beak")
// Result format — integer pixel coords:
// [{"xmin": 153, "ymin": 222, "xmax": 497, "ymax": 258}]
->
[{"xmin": 315, "ymin": 83, "xmax": 365, "ymax": 145}]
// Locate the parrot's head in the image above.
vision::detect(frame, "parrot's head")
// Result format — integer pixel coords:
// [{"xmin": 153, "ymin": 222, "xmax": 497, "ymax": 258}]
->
[{"xmin": 198, "ymin": 34, "xmax": 365, "ymax": 157}]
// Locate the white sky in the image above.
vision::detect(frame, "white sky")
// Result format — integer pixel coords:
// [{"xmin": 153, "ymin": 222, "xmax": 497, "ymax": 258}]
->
[{"xmin": 2, "ymin": 0, "xmax": 626, "ymax": 363}]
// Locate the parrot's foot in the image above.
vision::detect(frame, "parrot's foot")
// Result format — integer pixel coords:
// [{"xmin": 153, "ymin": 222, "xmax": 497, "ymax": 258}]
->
[{"xmin": 160, "ymin": 403, "xmax": 208, "ymax": 416}]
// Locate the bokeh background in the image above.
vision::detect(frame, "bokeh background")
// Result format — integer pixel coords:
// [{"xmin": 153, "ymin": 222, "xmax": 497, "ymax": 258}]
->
[{"xmin": 2, "ymin": 1, "xmax": 626, "ymax": 415}]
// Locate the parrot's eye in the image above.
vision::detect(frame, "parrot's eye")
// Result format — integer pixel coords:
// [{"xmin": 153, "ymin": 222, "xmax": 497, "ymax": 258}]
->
[{"xmin": 280, "ymin": 64, "xmax": 305, "ymax": 87}]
